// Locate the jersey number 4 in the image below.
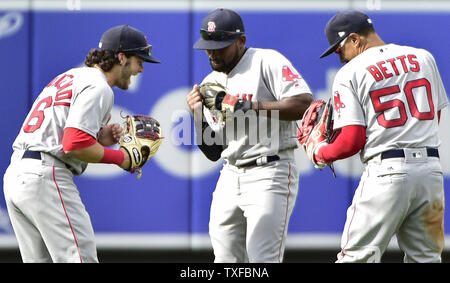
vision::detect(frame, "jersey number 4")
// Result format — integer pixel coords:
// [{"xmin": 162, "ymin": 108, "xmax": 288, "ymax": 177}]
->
[{"xmin": 369, "ymin": 78, "xmax": 434, "ymax": 128}]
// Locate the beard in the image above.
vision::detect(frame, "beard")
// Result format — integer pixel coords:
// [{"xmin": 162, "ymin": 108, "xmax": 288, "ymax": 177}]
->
[
  {"xmin": 340, "ymin": 54, "xmax": 349, "ymax": 64},
  {"xmin": 116, "ymin": 61, "xmax": 133, "ymax": 90},
  {"xmin": 209, "ymin": 48, "xmax": 241, "ymax": 74}
]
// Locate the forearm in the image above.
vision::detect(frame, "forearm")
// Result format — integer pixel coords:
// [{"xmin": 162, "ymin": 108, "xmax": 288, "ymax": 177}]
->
[
  {"xmin": 65, "ymin": 142, "xmax": 104, "ymax": 163},
  {"xmin": 62, "ymin": 127, "xmax": 129, "ymax": 168},
  {"xmin": 197, "ymin": 121, "xmax": 223, "ymax": 161},
  {"xmin": 317, "ymin": 125, "xmax": 366, "ymax": 163},
  {"xmin": 254, "ymin": 93, "xmax": 313, "ymax": 121}
]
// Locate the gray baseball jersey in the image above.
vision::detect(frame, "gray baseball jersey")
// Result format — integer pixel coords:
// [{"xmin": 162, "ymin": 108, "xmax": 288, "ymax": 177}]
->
[
  {"xmin": 201, "ymin": 47, "xmax": 311, "ymax": 166},
  {"xmin": 12, "ymin": 67, "xmax": 113, "ymax": 174},
  {"xmin": 332, "ymin": 44, "xmax": 448, "ymax": 162}
]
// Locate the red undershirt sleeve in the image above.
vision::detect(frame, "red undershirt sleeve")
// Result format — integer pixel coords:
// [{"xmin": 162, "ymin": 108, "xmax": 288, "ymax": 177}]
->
[
  {"xmin": 317, "ymin": 125, "xmax": 366, "ymax": 164},
  {"xmin": 62, "ymin": 127, "xmax": 97, "ymax": 152}
]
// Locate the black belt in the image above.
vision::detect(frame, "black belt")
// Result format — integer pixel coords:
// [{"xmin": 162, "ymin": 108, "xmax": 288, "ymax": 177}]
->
[
  {"xmin": 238, "ymin": 155, "xmax": 280, "ymax": 168},
  {"xmin": 22, "ymin": 150, "xmax": 78, "ymax": 174},
  {"xmin": 22, "ymin": 150, "xmax": 42, "ymax": 160},
  {"xmin": 381, "ymin": 148, "xmax": 439, "ymax": 160}
]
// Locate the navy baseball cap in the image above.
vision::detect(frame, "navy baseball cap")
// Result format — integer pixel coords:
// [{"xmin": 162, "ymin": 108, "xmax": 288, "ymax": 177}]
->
[
  {"xmin": 320, "ymin": 9, "xmax": 373, "ymax": 58},
  {"xmin": 193, "ymin": 8, "xmax": 245, "ymax": 50},
  {"xmin": 99, "ymin": 25, "xmax": 161, "ymax": 63}
]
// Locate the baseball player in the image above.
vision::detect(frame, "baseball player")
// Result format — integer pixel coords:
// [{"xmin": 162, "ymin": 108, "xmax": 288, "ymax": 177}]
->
[
  {"xmin": 186, "ymin": 8, "xmax": 313, "ymax": 263},
  {"xmin": 3, "ymin": 25, "xmax": 161, "ymax": 263},
  {"xmin": 311, "ymin": 10, "xmax": 448, "ymax": 262}
]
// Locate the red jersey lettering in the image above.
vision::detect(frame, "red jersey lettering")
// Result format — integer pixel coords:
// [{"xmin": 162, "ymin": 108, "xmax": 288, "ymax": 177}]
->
[
  {"xmin": 408, "ymin": 54, "xmax": 420, "ymax": 72},
  {"xmin": 376, "ymin": 61, "xmax": 392, "ymax": 79},
  {"xmin": 386, "ymin": 58, "xmax": 400, "ymax": 76},
  {"xmin": 367, "ymin": 65, "xmax": 383, "ymax": 81},
  {"xmin": 396, "ymin": 55, "xmax": 409, "ymax": 73}
]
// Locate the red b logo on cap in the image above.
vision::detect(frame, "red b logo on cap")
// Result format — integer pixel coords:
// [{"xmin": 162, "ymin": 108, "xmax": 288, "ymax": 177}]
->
[{"xmin": 207, "ymin": 21, "xmax": 216, "ymax": 32}]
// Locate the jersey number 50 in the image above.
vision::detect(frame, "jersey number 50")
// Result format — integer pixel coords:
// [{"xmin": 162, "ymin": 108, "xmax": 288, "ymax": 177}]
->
[{"xmin": 369, "ymin": 78, "xmax": 434, "ymax": 128}]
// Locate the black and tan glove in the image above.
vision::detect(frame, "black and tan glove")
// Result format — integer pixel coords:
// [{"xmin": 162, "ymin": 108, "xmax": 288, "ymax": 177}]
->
[{"xmin": 119, "ymin": 115, "xmax": 163, "ymax": 179}]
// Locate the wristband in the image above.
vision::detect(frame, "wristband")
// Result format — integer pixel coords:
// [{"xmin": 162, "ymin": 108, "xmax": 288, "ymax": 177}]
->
[{"xmin": 100, "ymin": 147, "xmax": 125, "ymax": 166}]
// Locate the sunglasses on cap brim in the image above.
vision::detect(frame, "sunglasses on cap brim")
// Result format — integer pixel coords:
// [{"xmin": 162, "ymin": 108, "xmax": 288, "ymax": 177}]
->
[
  {"xmin": 200, "ymin": 29, "xmax": 244, "ymax": 41},
  {"xmin": 121, "ymin": 45, "xmax": 153, "ymax": 56},
  {"xmin": 334, "ymin": 36, "xmax": 349, "ymax": 54}
]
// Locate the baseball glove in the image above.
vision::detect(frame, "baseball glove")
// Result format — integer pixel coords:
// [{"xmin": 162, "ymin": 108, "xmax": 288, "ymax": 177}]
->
[
  {"xmin": 199, "ymin": 82, "xmax": 227, "ymax": 131},
  {"xmin": 297, "ymin": 99, "xmax": 335, "ymax": 174},
  {"xmin": 199, "ymin": 82, "xmax": 227, "ymax": 110},
  {"xmin": 119, "ymin": 114, "xmax": 163, "ymax": 179},
  {"xmin": 199, "ymin": 82, "xmax": 252, "ymax": 131}
]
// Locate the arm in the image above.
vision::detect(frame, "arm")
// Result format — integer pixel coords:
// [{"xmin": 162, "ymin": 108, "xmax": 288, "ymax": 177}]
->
[
  {"xmin": 258, "ymin": 50, "xmax": 313, "ymax": 121},
  {"xmin": 62, "ymin": 127, "xmax": 130, "ymax": 170},
  {"xmin": 197, "ymin": 122, "xmax": 223, "ymax": 161},
  {"xmin": 254, "ymin": 93, "xmax": 313, "ymax": 121},
  {"xmin": 315, "ymin": 125, "xmax": 366, "ymax": 164},
  {"xmin": 187, "ymin": 84, "xmax": 224, "ymax": 161}
]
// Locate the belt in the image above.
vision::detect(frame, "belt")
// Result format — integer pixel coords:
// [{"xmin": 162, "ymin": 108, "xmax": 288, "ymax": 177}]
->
[
  {"xmin": 22, "ymin": 150, "xmax": 42, "ymax": 160},
  {"xmin": 381, "ymin": 148, "xmax": 439, "ymax": 160},
  {"xmin": 22, "ymin": 150, "xmax": 78, "ymax": 174},
  {"xmin": 238, "ymin": 155, "xmax": 280, "ymax": 168}
]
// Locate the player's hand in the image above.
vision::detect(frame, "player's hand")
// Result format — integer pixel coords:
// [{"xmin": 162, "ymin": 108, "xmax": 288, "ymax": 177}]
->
[
  {"xmin": 306, "ymin": 140, "xmax": 328, "ymax": 169},
  {"xmin": 186, "ymin": 84, "xmax": 203, "ymax": 114},
  {"xmin": 98, "ymin": 123, "xmax": 123, "ymax": 146}
]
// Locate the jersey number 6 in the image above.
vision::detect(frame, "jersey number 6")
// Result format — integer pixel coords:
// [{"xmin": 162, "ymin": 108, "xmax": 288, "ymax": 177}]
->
[
  {"xmin": 23, "ymin": 96, "xmax": 54, "ymax": 133},
  {"xmin": 369, "ymin": 78, "xmax": 434, "ymax": 128}
]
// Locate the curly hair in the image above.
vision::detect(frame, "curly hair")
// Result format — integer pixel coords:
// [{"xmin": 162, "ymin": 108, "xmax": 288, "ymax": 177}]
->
[{"xmin": 84, "ymin": 49, "xmax": 130, "ymax": 72}]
